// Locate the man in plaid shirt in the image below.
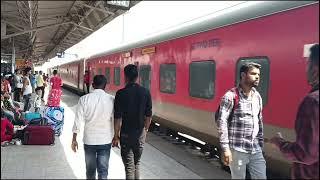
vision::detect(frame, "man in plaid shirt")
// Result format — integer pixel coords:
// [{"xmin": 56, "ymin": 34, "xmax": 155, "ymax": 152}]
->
[{"xmin": 216, "ymin": 62, "xmax": 266, "ymax": 179}]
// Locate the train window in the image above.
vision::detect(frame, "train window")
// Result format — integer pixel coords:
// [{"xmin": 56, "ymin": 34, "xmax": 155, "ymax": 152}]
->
[
  {"xmin": 235, "ymin": 57, "xmax": 270, "ymax": 106},
  {"xmin": 139, "ymin": 65, "xmax": 151, "ymax": 90},
  {"xmin": 98, "ymin": 68, "xmax": 102, "ymax": 75},
  {"xmin": 189, "ymin": 61, "xmax": 215, "ymax": 99},
  {"xmin": 105, "ymin": 67, "xmax": 110, "ymax": 84},
  {"xmin": 114, "ymin": 67, "xmax": 120, "ymax": 86},
  {"xmin": 160, "ymin": 64, "xmax": 176, "ymax": 94}
]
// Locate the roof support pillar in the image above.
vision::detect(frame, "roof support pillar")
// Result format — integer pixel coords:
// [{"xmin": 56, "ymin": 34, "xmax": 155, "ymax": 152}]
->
[{"xmin": 12, "ymin": 37, "xmax": 15, "ymax": 73}]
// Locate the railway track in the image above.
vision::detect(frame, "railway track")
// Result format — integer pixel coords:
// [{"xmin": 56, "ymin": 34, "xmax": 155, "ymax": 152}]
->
[{"xmin": 148, "ymin": 122, "xmax": 287, "ymax": 179}]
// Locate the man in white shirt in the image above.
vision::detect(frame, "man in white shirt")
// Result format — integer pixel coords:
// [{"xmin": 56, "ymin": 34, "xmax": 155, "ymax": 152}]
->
[
  {"xmin": 22, "ymin": 68, "xmax": 33, "ymax": 112},
  {"xmin": 71, "ymin": 75, "xmax": 114, "ymax": 179},
  {"xmin": 13, "ymin": 69, "xmax": 23, "ymax": 102}
]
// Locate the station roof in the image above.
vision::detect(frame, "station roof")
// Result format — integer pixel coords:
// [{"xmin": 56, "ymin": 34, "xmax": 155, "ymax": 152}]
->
[{"xmin": 1, "ymin": 1, "xmax": 140, "ymax": 66}]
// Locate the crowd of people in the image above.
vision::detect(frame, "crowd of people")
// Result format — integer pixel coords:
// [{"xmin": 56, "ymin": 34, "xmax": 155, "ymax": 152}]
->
[{"xmin": 1, "ymin": 68, "xmax": 62, "ymax": 146}]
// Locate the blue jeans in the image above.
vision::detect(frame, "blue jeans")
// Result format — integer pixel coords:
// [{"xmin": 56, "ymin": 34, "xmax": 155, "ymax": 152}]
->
[
  {"xmin": 84, "ymin": 144, "xmax": 111, "ymax": 179},
  {"xmin": 229, "ymin": 148, "xmax": 267, "ymax": 179}
]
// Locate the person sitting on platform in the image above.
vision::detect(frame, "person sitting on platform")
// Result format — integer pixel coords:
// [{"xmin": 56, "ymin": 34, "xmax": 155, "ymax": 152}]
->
[
  {"xmin": 1, "ymin": 92, "xmax": 24, "ymax": 125},
  {"xmin": 1, "ymin": 110, "xmax": 14, "ymax": 145}
]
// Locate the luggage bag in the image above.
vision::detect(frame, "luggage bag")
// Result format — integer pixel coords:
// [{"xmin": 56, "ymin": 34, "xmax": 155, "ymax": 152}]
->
[
  {"xmin": 24, "ymin": 112, "xmax": 41, "ymax": 122},
  {"xmin": 43, "ymin": 106, "xmax": 64, "ymax": 136},
  {"xmin": 23, "ymin": 125, "xmax": 55, "ymax": 145}
]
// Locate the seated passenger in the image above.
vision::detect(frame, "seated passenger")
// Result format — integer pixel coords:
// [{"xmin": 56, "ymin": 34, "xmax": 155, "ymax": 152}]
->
[
  {"xmin": 1, "ymin": 110, "xmax": 14, "ymax": 144},
  {"xmin": 1, "ymin": 93, "xmax": 24, "ymax": 125}
]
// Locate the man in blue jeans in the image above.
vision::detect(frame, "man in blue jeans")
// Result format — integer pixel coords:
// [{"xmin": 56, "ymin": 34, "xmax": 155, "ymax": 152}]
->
[
  {"xmin": 71, "ymin": 75, "xmax": 114, "ymax": 179},
  {"xmin": 215, "ymin": 62, "xmax": 266, "ymax": 179}
]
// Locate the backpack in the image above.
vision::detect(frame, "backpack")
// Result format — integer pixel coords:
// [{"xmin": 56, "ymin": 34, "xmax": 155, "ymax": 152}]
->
[{"xmin": 215, "ymin": 88, "xmax": 240, "ymax": 123}]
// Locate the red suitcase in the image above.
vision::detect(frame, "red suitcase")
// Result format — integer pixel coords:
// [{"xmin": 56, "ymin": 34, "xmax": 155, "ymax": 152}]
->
[{"xmin": 23, "ymin": 125, "xmax": 55, "ymax": 145}]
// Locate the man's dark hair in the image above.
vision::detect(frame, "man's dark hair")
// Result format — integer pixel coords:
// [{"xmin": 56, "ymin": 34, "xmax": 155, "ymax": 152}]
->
[
  {"xmin": 240, "ymin": 62, "xmax": 261, "ymax": 79},
  {"xmin": 53, "ymin": 70, "xmax": 58, "ymax": 75},
  {"xmin": 24, "ymin": 67, "xmax": 31, "ymax": 74},
  {"xmin": 310, "ymin": 43, "xmax": 319, "ymax": 67},
  {"xmin": 124, "ymin": 64, "xmax": 138, "ymax": 82},
  {"xmin": 93, "ymin": 75, "xmax": 107, "ymax": 89}
]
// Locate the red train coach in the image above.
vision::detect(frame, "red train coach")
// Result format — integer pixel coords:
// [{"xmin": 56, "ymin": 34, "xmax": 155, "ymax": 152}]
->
[
  {"xmin": 56, "ymin": 59, "xmax": 85, "ymax": 94},
  {"xmin": 56, "ymin": 1, "xmax": 319, "ymax": 177}
]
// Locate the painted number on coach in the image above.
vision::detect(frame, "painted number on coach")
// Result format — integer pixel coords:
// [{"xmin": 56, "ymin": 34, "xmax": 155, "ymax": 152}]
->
[{"xmin": 191, "ymin": 38, "xmax": 221, "ymax": 50}]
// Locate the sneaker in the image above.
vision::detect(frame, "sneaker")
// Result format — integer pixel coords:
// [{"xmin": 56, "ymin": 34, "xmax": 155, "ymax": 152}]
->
[
  {"xmin": 15, "ymin": 139, "xmax": 22, "ymax": 146},
  {"xmin": 9, "ymin": 140, "xmax": 15, "ymax": 145},
  {"xmin": 1, "ymin": 141, "xmax": 10, "ymax": 147}
]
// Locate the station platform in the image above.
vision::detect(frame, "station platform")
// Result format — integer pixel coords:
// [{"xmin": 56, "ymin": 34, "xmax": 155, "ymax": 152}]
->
[{"xmin": 1, "ymin": 88, "xmax": 230, "ymax": 179}]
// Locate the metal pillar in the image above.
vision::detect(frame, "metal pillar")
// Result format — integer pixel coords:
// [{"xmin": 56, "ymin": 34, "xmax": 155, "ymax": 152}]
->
[{"xmin": 12, "ymin": 37, "xmax": 15, "ymax": 73}]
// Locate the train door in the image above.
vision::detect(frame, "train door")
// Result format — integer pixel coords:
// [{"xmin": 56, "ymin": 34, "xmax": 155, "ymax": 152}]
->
[
  {"xmin": 129, "ymin": 61, "xmax": 139, "ymax": 85},
  {"xmin": 139, "ymin": 65, "xmax": 151, "ymax": 90},
  {"xmin": 77, "ymin": 64, "xmax": 80, "ymax": 94},
  {"xmin": 79, "ymin": 60, "xmax": 84, "ymax": 94}
]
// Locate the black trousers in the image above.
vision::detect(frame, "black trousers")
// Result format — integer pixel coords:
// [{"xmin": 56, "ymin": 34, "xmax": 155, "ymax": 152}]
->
[
  {"xmin": 120, "ymin": 130, "xmax": 147, "ymax": 179},
  {"xmin": 23, "ymin": 94, "xmax": 31, "ymax": 112},
  {"xmin": 14, "ymin": 88, "xmax": 21, "ymax": 102},
  {"xmin": 85, "ymin": 83, "xmax": 90, "ymax": 94}
]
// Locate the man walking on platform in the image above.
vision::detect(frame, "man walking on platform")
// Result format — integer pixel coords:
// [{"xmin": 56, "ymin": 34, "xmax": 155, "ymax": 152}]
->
[
  {"xmin": 13, "ymin": 69, "xmax": 23, "ymax": 102},
  {"xmin": 36, "ymin": 70, "xmax": 45, "ymax": 102},
  {"xmin": 71, "ymin": 75, "xmax": 114, "ymax": 179},
  {"xmin": 112, "ymin": 64, "xmax": 152, "ymax": 179},
  {"xmin": 215, "ymin": 62, "xmax": 266, "ymax": 179},
  {"xmin": 22, "ymin": 68, "xmax": 33, "ymax": 112},
  {"xmin": 270, "ymin": 43, "xmax": 319, "ymax": 179}
]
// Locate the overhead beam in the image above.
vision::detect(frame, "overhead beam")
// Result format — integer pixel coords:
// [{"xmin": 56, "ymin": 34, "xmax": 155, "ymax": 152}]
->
[
  {"xmin": 1, "ymin": 14, "xmax": 29, "ymax": 23},
  {"xmin": 1, "ymin": 21, "xmax": 73, "ymax": 40},
  {"xmin": 2, "ymin": 1, "xmax": 17, "ymax": 8},
  {"xmin": 44, "ymin": 0, "xmax": 76, "ymax": 52},
  {"xmin": 38, "ymin": 16, "xmax": 67, "ymax": 22},
  {"xmin": 72, "ymin": 23, "xmax": 94, "ymax": 32},
  {"xmin": 45, "ymin": 1, "xmax": 103, "ymax": 58},
  {"xmin": 34, "ymin": 44, "xmax": 49, "ymax": 49},
  {"xmin": 1, "ymin": 20, "xmax": 24, "ymax": 31},
  {"xmin": 65, "ymin": 35, "xmax": 80, "ymax": 42},
  {"xmin": 85, "ymin": 18, "xmax": 94, "ymax": 29},
  {"xmin": 70, "ymin": 31, "xmax": 83, "ymax": 38},
  {"xmin": 92, "ymin": 9, "xmax": 102, "ymax": 23},
  {"xmin": 78, "ymin": 3, "xmax": 115, "ymax": 15}
]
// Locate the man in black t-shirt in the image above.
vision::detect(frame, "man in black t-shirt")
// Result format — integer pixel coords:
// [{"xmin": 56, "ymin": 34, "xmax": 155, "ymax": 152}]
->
[{"xmin": 112, "ymin": 64, "xmax": 152, "ymax": 179}]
